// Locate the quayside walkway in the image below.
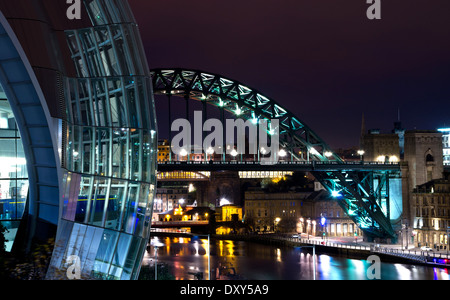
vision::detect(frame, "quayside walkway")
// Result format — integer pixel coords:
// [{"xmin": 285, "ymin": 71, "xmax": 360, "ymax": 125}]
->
[{"xmin": 211, "ymin": 233, "xmax": 450, "ymax": 267}]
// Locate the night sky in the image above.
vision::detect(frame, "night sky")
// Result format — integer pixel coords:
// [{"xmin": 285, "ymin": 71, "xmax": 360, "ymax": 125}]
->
[{"xmin": 128, "ymin": 0, "xmax": 450, "ymax": 149}]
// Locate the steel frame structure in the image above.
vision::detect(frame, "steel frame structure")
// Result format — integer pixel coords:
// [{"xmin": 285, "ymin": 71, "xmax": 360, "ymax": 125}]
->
[
  {"xmin": 312, "ymin": 170, "xmax": 397, "ymax": 240},
  {"xmin": 151, "ymin": 68, "xmax": 341, "ymax": 162},
  {"xmin": 151, "ymin": 68, "xmax": 398, "ymax": 241}
]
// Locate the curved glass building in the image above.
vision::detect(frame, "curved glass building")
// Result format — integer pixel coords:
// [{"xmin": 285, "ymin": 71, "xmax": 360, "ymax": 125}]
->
[{"xmin": 0, "ymin": 0, "xmax": 157, "ymax": 280}]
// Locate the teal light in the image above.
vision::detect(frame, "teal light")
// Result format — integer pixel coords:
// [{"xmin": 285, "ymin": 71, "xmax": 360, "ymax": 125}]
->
[
  {"xmin": 234, "ymin": 104, "xmax": 242, "ymax": 115},
  {"xmin": 331, "ymin": 190, "xmax": 341, "ymax": 197}
]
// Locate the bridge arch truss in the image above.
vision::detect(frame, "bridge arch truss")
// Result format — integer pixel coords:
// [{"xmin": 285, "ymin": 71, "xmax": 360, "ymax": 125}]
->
[
  {"xmin": 151, "ymin": 68, "xmax": 341, "ymax": 162},
  {"xmin": 151, "ymin": 68, "xmax": 400, "ymax": 241}
]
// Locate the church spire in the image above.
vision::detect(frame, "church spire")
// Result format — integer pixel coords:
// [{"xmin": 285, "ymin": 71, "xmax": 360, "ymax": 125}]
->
[{"xmin": 360, "ymin": 112, "xmax": 366, "ymax": 148}]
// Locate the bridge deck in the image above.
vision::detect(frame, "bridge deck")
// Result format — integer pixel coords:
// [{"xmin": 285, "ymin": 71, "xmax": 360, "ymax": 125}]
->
[{"xmin": 158, "ymin": 161, "xmax": 401, "ymax": 172}]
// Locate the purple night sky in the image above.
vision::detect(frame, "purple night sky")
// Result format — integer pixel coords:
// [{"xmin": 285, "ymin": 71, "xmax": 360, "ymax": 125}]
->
[{"xmin": 128, "ymin": 0, "xmax": 450, "ymax": 149}]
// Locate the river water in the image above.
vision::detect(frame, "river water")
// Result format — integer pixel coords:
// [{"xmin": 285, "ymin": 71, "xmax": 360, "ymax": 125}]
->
[{"xmin": 142, "ymin": 236, "xmax": 450, "ymax": 280}]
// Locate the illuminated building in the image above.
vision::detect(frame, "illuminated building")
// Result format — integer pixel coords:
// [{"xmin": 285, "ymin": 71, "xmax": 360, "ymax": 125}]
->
[
  {"xmin": 361, "ymin": 129, "xmax": 400, "ymax": 162},
  {"xmin": 216, "ymin": 204, "xmax": 243, "ymax": 234},
  {"xmin": 153, "ymin": 186, "xmax": 189, "ymax": 220},
  {"xmin": 438, "ymin": 128, "xmax": 450, "ymax": 166},
  {"xmin": 157, "ymin": 139, "xmax": 171, "ymax": 162},
  {"xmin": 217, "ymin": 204, "xmax": 242, "ymax": 222},
  {"xmin": 412, "ymin": 179, "xmax": 450, "ymax": 249},
  {"xmin": 244, "ymin": 190, "xmax": 312, "ymax": 233},
  {"xmin": 0, "ymin": 1, "xmax": 157, "ymax": 280},
  {"xmin": 312, "ymin": 191, "xmax": 362, "ymax": 237},
  {"xmin": 404, "ymin": 130, "xmax": 443, "ymax": 189},
  {"xmin": 0, "ymin": 85, "xmax": 28, "ymax": 252}
]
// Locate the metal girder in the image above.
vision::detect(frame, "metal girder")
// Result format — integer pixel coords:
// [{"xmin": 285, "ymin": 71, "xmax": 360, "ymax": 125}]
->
[
  {"xmin": 150, "ymin": 68, "xmax": 399, "ymax": 240},
  {"xmin": 150, "ymin": 68, "xmax": 342, "ymax": 162},
  {"xmin": 312, "ymin": 170, "xmax": 397, "ymax": 240}
]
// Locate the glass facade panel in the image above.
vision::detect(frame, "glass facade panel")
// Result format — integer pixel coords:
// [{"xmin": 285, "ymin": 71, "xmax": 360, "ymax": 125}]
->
[
  {"xmin": 92, "ymin": 229, "xmax": 119, "ymax": 279},
  {"xmin": 48, "ymin": 1, "xmax": 157, "ymax": 279},
  {"xmin": 0, "ymin": 86, "xmax": 29, "ymax": 225}
]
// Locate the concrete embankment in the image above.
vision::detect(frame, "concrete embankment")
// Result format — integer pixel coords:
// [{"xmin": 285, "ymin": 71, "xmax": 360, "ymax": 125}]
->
[{"xmin": 211, "ymin": 234, "xmax": 448, "ymax": 266}]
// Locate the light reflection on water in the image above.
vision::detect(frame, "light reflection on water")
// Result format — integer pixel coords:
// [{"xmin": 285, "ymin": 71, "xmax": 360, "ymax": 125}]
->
[{"xmin": 142, "ymin": 236, "xmax": 450, "ymax": 280}]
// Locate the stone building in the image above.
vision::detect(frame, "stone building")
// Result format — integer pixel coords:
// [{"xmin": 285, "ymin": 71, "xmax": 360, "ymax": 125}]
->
[
  {"xmin": 361, "ymin": 129, "xmax": 400, "ymax": 162},
  {"xmin": 244, "ymin": 190, "xmax": 312, "ymax": 233},
  {"xmin": 311, "ymin": 190, "xmax": 363, "ymax": 238},
  {"xmin": 404, "ymin": 130, "xmax": 444, "ymax": 189},
  {"xmin": 244, "ymin": 189, "xmax": 360, "ymax": 237},
  {"xmin": 411, "ymin": 179, "xmax": 450, "ymax": 249},
  {"xmin": 403, "ymin": 130, "xmax": 444, "ymax": 232}
]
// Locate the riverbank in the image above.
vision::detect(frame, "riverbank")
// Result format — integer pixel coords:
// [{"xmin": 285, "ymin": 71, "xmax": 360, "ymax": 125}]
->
[
  {"xmin": 211, "ymin": 233, "xmax": 450, "ymax": 268},
  {"xmin": 146, "ymin": 233, "xmax": 450, "ymax": 280},
  {"xmin": 149, "ymin": 230, "xmax": 450, "ymax": 268}
]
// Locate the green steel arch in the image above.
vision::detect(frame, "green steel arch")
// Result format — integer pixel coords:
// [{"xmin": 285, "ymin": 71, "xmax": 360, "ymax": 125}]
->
[
  {"xmin": 151, "ymin": 68, "xmax": 398, "ymax": 241},
  {"xmin": 151, "ymin": 68, "xmax": 342, "ymax": 162}
]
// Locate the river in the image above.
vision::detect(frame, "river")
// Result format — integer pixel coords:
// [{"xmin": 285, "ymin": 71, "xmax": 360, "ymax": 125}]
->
[{"xmin": 141, "ymin": 236, "xmax": 450, "ymax": 280}]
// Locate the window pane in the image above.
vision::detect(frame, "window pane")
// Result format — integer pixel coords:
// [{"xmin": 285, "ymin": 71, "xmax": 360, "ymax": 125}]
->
[
  {"xmin": 105, "ymin": 179, "xmax": 126, "ymax": 230},
  {"xmin": 88, "ymin": 178, "xmax": 109, "ymax": 227},
  {"xmin": 92, "ymin": 229, "xmax": 119, "ymax": 279}
]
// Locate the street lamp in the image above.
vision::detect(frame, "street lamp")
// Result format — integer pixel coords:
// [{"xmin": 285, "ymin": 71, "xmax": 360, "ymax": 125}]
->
[
  {"xmin": 299, "ymin": 217, "xmax": 304, "ymax": 235},
  {"xmin": 206, "ymin": 147, "xmax": 214, "ymax": 161},
  {"xmin": 307, "ymin": 219, "xmax": 311, "ymax": 240},
  {"xmin": 179, "ymin": 148, "xmax": 188, "ymax": 161},
  {"xmin": 320, "ymin": 214, "xmax": 327, "ymax": 241},
  {"xmin": 357, "ymin": 150, "xmax": 365, "ymax": 162},
  {"xmin": 274, "ymin": 217, "xmax": 281, "ymax": 233},
  {"xmin": 230, "ymin": 149, "xmax": 238, "ymax": 161}
]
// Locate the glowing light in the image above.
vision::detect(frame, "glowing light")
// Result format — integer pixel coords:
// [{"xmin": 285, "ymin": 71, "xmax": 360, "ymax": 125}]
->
[
  {"xmin": 279, "ymin": 149, "xmax": 287, "ymax": 157},
  {"xmin": 309, "ymin": 147, "xmax": 319, "ymax": 156},
  {"xmin": 324, "ymin": 151, "xmax": 333, "ymax": 157},
  {"xmin": 234, "ymin": 104, "xmax": 242, "ymax": 115},
  {"xmin": 179, "ymin": 148, "xmax": 188, "ymax": 156},
  {"xmin": 331, "ymin": 190, "xmax": 341, "ymax": 198},
  {"xmin": 220, "ymin": 198, "xmax": 231, "ymax": 206},
  {"xmin": 389, "ymin": 156, "xmax": 399, "ymax": 162},
  {"xmin": 376, "ymin": 155, "xmax": 386, "ymax": 162}
]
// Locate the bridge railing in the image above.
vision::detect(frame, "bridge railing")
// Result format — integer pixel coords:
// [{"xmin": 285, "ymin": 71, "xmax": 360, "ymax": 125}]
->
[
  {"xmin": 158, "ymin": 160, "xmax": 401, "ymax": 167},
  {"xmin": 151, "ymin": 221, "xmax": 209, "ymax": 227}
]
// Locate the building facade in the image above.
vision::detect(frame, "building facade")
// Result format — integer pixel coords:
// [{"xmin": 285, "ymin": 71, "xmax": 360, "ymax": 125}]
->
[
  {"xmin": 0, "ymin": 85, "xmax": 28, "ymax": 252},
  {"xmin": 153, "ymin": 186, "xmax": 189, "ymax": 219},
  {"xmin": 411, "ymin": 179, "xmax": 450, "ymax": 249},
  {"xmin": 404, "ymin": 130, "xmax": 444, "ymax": 189},
  {"xmin": 361, "ymin": 130, "xmax": 400, "ymax": 163},
  {"xmin": 0, "ymin": 0, "xmax": 157, "ymax": 280},
  {"xmin": 438, "ymin": 128, "xmax": 450, "ymax": 166},
  {"xmin": 157, "ymin": 139, "xmax": 171, "ymax": 162},
  {"xmin": 244, "ymin": 189, "xmax": 362, "ymax": 237},
  {"xmin": 312, "ymin": 191, "xmax": 363, "ymax": 238},
  {"xmin": 244, "ymin": 190, "xmax": 313, "ymax": 233}
]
